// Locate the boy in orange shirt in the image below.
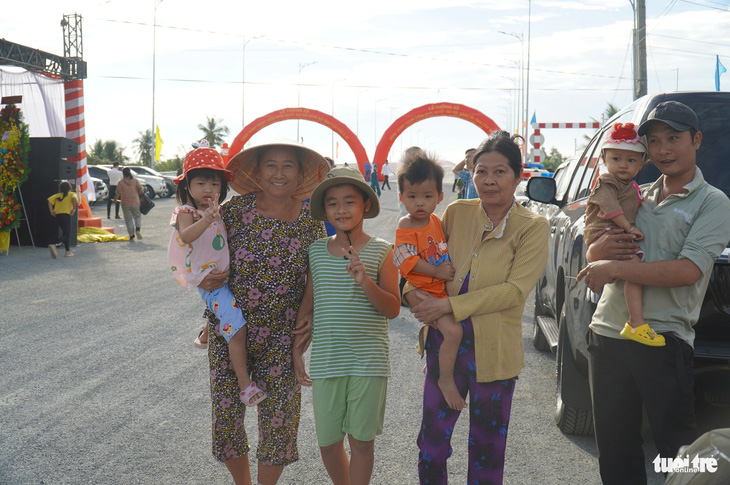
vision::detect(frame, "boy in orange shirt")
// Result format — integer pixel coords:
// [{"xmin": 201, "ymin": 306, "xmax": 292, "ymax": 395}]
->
[{"xmin": 395, "ymin": 152, "xmax": 466, "ymax": 410}]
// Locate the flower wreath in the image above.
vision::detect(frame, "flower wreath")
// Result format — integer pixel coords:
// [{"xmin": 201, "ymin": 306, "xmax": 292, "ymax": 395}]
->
[{"xmin": 0, "ymin": 104, "xmax": 31, "ymax": 231}]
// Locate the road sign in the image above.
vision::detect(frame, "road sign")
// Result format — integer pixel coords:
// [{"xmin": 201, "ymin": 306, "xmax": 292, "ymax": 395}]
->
[{"xmin": 530, "ymin": 133, "xmax": 545, "ymax": 146}]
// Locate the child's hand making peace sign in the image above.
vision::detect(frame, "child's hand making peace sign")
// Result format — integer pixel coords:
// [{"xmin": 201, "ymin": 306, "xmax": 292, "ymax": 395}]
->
[
  {"xmin": 342, "ymin": 245, "xmax": 369, "ymax": 285},
  {"xmin": 202, "ymin": 193, "xmax": 221, "ymax": 224}
]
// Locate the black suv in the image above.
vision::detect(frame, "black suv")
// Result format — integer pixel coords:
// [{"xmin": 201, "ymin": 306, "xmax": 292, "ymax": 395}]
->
[{"xmin": 526, "ymin": 92, "xmax": 730, "ymax": 436}]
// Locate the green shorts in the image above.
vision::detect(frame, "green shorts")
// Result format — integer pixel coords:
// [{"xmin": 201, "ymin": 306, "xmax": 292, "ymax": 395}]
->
[{"xmin": 312, "ymin": 375, "xmax": 388, "ymax": 447}]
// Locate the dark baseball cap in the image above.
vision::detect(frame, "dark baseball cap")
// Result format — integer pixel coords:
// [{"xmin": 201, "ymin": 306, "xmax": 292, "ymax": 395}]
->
[{"xmin": 638, "ymin": 101, "xmax": 699, "ymax": 136}]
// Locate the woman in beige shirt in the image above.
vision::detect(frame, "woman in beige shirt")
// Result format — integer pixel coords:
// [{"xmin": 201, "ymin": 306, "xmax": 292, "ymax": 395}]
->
[
  {"xmin": 116, "ymin": 167, "xmax": 145, "ymax": 241},
  {"xmin": 406, "ymin": 131, "xmax": 549, "ymax": 484}
]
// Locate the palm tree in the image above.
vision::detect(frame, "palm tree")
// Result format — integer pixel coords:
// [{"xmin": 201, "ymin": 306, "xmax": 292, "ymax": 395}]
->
[
  {"xmin": 133, "ymin": 129, "xmax": 154, "ymax": 166},
  {"xmin": 88, "ymin": 140, "xmax": 128, "ymax": 164},
  {"xmin": 88, "ymin": 139, "xmax": 105, "ymax": 164},
  {"xmin": 197, "ymin": 116, "xmax": 230, "ymax": 148},
  {"xmin": 581, "ymin": 102, "xmax": 623, "ymax": 148},
  {"xmin": 101, "ymin": 140, "xmax": 128, "ymax": 163}
]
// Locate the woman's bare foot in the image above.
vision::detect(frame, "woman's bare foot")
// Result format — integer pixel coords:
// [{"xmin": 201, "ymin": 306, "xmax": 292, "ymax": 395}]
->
[{"xmin": 438, "ymin": 376, "xmax": 467, "ymax": 410}]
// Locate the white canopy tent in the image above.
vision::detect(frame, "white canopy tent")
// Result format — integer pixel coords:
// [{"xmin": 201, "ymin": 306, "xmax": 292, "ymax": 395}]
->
[{"xmin": 0, "ymin": 67, "xmax": 94, "ymax": 200}]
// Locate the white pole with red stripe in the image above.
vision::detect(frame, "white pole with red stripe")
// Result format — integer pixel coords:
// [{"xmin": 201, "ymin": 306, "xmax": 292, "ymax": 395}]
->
[
  {"xmin": 529, "ymin": 121, "xmax": 602, "ymax": 165},
  {"xmin": 534, "ymin": 122, "xmax": 601, "ymax": 129},
  {"xmin": 65, "ymin": 80, "xmax": 94, "ymax": 201}
]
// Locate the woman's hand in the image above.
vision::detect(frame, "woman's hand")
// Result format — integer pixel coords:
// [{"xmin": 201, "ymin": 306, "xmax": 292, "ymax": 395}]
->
[
  {"xmin": 293, "ymin": 349, "xmax": 312, "ymax": 388},
  {"xmin": 410, "ymin": 291, "xmax": 453, "ymax": 325},
  {"xmin": 197, "ymin": 269, "xmax": 228, "ymax": 291},
  {"xmin": 404, "ymin": 288, "xmax": 430, "ymax": 308},
  {"xmin": 586, "ymin": 228, "xmax": 638, "ymax": 262},
  {"xmin": 577, "ymin": 260, "xmax": 619, "ymax": 292},
  {"xmin": 293, "ymin": 313, "xmax": 313, "ymax": 353}
]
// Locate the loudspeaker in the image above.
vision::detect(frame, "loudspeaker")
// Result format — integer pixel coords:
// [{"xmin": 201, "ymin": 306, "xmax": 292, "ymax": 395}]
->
[
  {"xmin": 11, "ymin": 137, "xmax": 80, "ymax": 247},
  {"xmin": 27, "ymin": 137, "xmax": 79, "ymax": 181}
]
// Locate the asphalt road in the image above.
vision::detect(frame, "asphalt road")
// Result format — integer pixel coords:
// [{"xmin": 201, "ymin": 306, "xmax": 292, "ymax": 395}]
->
[{"xmin": 1, "ymin": 184, "xmax": 669, "ymax": 484}]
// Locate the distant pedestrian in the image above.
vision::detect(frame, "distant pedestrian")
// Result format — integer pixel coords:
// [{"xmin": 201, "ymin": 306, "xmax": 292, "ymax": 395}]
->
[
  {"xmin": 452, "ymin": 148, "xmax": 477, "ymax": 199},
  {"xmin": 370, "ymin": 163, "xmax": 382, "ymax": 197},
  {"xmin": 107, "ymin": 162, "xmax": 122, "ymax": 219},
  {"xmin": 47, "ymin": 181, "xmax": 78, "ymax": 258},
  {"xmin": 363, "ymin": 161, "xmax": 372, "ymax": 182},
  {"xmin": 116, "ymin": 167, "xmax": 145, "ymax": 241},
  {"xmin": 381, "ymin": 159, "xmax": 394, "ymax": 190}
]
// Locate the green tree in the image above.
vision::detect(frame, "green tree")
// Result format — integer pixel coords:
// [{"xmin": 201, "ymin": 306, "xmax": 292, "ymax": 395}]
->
[
  {"xmin": 88, "ymin": 139, "xmax": 105, "ymax": 164},
  {"xmin": 581, "ymin": 102, "xmax": 622, "ymax": 148},
  {"xmin": 155, "ymin": 155, "xmax": 184, "ymax": 174},
  {"xmin": 88, "ymin": 139, "xmax": 128, "ymax": 164},
  {"xmin": 133, "ymin": 129, "xmax": 154, "ymax": 166},
  {"xmin": 542, "ymin": 147, "xmax": 567, "ymax": 172},
  {"xmin": 197, "ymin": 116, "xmax": 229, "ymax": 148}
]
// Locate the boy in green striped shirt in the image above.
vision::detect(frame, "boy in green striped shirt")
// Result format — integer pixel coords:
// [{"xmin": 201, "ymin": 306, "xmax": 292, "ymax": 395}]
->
[{"xmin": 293, "ymin": 166, "xmax": 400, "ymax": 485}]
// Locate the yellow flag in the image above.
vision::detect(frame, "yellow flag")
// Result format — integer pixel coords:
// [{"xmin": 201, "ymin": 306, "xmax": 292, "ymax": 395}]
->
[{"xmin": 155, "ymin": 125, "xmax": 162, "ymax": 162}]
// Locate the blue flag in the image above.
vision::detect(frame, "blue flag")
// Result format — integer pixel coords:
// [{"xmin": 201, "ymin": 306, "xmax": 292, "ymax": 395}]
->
[
  {"xmin": 716, "ymin": 55, "xmax": 726, "ymax": 91},
  {"xmin": 530, "ymin": 111, "xmax": 537, "ymax": 127}
]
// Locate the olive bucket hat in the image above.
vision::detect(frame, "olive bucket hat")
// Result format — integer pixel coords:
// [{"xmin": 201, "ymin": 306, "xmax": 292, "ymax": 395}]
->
[{"xmin": 309, "ymin": 166, "xmax": 380, "ymax": 221}]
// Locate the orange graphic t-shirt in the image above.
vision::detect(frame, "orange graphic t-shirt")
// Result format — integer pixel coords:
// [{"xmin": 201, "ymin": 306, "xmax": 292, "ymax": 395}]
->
[{"xmin": 394, "ymin": 213, "xmax": 450, "ymax": 298}]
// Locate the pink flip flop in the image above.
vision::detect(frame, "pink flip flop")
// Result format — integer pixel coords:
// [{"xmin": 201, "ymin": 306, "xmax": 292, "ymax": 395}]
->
[
  {"xmin": 240, "ymin": 382, "xmax": 267, "ymax": 407},
  {"xmin": 193, "ymin": 326, "xmax": 208, "ymax": 350}
]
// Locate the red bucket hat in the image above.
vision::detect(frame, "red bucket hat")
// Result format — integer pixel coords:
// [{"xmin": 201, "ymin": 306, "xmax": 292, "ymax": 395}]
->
[{"xmin": 174, "ymin": 140, "xmax": 234, "ymax": 184}]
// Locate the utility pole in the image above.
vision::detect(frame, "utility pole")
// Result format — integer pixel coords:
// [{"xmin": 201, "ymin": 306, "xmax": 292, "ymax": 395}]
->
[{"xmin": 631, "ymin": 0, "xmax": 647, "ymax": 99}]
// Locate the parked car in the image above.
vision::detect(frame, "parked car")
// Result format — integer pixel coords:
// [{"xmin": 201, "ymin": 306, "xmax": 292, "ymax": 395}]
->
[
  {"xmin": 125, "ymin": 165, "xmax": 175, "ymax": 198},
  {"xmin": 89, "ymin": 165, "xmax": 167, "ymax": 199},
  {"xmin": 90, "ymin": 176, "xmax": 108, "ymax": 203},
  {"xmin": 525, "ymin": 92, "xmax": 730, "ymax": 436}
]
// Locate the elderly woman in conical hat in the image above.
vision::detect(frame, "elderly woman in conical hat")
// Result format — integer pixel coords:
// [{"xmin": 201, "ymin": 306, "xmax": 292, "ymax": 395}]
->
[{"xmin": 198, "ymin": 141, "xmax": 329, "ymax": 485}]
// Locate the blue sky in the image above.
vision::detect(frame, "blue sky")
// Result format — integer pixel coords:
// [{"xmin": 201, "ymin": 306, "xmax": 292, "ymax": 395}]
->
[{"xmin": 2, "ymin": 0, "xmax": 729, "ymax": 166}]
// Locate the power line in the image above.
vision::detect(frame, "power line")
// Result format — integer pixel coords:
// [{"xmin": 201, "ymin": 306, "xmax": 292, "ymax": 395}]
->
[
  {"xmin": 90, "ymin": 74, "xmax": 630, "ymax": 91},
  {"xmin": 93, "ymin": 17, "xmax": 630, "ymax": 82},
  {"xmin": 651, "ymin": 33, "xmax": 730, "ymax": 48},
  {"xmin": 680, "ymin": 0, "xmax": 730, "ymax": 11}
]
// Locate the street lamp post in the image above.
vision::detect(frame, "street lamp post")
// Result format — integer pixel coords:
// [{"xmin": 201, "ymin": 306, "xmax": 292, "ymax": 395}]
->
[
  {"xmin": 374, "ymin": 98, "xmax": 385, "ymax": 158},
  {"xmin": 151, "ymin": 0, "xmax": 164, "ymax": 169},
  {"xmin": 498, "ymin": 30, "xmax": 524, "ymax": 142},
  {"xmin": 388, "ymin": 106, "xmax": 400, "ymax": 161},
  {"xmin": 356, "ymin": 89, "xmax": 369, "ymax": 137},
  {"xmin": 526, "ymin": 0, "xmax": 532, "ymax": 164},
  {"xmin": 241, "ymin": 36, "xmax": 262, "ymax": 129},
  {"xmin": 297, "ymin": 61, "xmax": 318, "ymax": 143}
]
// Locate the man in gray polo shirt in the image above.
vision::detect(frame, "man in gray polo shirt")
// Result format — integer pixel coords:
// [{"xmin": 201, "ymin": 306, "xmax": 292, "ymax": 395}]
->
[{"xmin": 577, "ymin": 101, "xmax": 730, "ymax": 484}]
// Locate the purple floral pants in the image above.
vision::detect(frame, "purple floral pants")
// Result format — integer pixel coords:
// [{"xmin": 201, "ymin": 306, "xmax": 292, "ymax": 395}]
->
[{"xmin": 417, "ymin": 315, "xmax": 517, "ymax": 485}]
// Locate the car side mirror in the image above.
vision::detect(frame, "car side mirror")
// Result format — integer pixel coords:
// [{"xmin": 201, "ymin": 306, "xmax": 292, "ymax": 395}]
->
[{"xmin": 526, "ymin": 177, "xmax": 556, "ymax": 204}]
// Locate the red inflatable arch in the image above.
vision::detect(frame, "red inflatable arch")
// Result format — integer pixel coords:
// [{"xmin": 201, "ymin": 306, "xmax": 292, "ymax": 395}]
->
[
  {"xmin": 372, "ymin": 102, "xmax": 500, "ymax": 178},
  {"xmin": 227, "ymin": 107, "xmax": 369, "ymax": 169}
]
